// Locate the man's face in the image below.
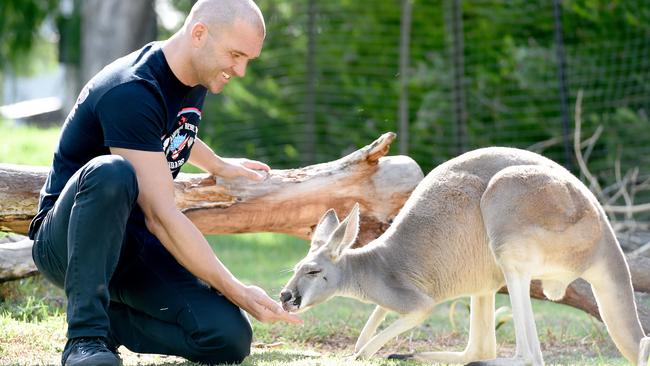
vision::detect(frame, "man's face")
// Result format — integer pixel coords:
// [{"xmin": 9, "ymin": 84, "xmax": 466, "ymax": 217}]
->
[{"xmin": 192, "ymin": 18, "xmax": 264, "ymax": 93}]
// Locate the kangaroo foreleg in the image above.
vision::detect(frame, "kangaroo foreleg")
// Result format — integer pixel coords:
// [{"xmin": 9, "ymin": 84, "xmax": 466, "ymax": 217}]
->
[
  {"xmin": 353, "ymin": 309, "xmax": 430, "ymax": 360},
  {"xmin": 354, "ymin": 305, "xmax": 388, "ymax": 353}
]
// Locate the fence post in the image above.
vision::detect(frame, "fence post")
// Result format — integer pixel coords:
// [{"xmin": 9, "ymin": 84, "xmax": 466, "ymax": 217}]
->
[
  {"xmin": 553, "ymin": 0, "xmax": 574, "ymax": 171},
  {"xmin": 449, "ymin": 0, "xmax": 468, "ymax": 155},
  {"xmin": 303, "ymin": 0, "xmax": 317, "ymax": 166},
  {"xmin": 398, "ymin": 0, "xmax": 412, "ymax": 155}
]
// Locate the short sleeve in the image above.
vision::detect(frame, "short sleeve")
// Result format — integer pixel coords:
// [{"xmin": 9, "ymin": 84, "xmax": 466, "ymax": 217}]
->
[{"xmin": 96, "ymin": 81, "xmax": 166, "ymax": 152}]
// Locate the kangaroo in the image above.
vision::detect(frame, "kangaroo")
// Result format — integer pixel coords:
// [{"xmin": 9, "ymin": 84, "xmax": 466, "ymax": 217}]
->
[{"xmin": 280, "ymin": 147, "xmax": 646, "ymax": 365}]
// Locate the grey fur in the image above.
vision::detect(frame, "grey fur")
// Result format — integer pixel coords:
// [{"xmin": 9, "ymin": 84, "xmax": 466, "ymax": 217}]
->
[{"xmin": 281, "ymin": 147, "xmax": 646, "ymax": 365}]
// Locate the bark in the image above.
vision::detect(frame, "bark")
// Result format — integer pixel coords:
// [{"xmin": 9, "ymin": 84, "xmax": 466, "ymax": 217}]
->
[
  {"xmin": 0, "ymin": 235, "xmax": 37, "ymax": 283},
  {"xmin": 0, "ymin": 164, "xmax": 48, "ymax": 234}
]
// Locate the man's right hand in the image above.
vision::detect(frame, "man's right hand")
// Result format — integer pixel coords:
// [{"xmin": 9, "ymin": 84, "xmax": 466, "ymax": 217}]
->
[{"xmin": 237, "ymin": 285, "xmax": 303, "ymax": 324}]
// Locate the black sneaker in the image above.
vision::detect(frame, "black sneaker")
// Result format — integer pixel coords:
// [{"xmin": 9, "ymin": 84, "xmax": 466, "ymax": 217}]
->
[{"xmin": 61, "ymin": 337, "xmax": 122, "ymax": 366}]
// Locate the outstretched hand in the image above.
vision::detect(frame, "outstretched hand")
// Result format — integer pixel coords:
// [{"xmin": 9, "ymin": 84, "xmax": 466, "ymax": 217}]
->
[
  {"xmin": 217, "ymin": 158, "xmax": 270, "ymax": 181},
  {"xmin": 239, "ymin": 285, "xmax": 303, "ymax": 324}
]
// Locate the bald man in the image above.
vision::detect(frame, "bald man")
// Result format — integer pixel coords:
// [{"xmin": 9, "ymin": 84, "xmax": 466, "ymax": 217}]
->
[{"xmin": 28, "ymin": 1, "xmax": 301, "ymax": 365}]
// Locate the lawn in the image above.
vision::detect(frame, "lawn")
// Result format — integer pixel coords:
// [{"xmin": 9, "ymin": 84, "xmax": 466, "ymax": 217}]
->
[{"xmin": 0, "ymin": 120, "xmax": 631, "ymax": 365}]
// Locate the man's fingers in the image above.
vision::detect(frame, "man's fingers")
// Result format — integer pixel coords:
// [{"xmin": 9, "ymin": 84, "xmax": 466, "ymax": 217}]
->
[
  {"xmin": 243, "ymin": 160, "xmax": 270, "ymax": 172},
  {"xmin": 260, "ymin": 305, "xmax": 302, "ymax": 324},
  {"xmin": 254, "ymin": 297, "xmax": 303, "ymax": 324},
  {"xmin": 244, "ymin": 168, "xmax": 265, "ymax": 181},
  {"xmin": 275, "ymin": 310, "xmax": 303, "ymax": 324}
]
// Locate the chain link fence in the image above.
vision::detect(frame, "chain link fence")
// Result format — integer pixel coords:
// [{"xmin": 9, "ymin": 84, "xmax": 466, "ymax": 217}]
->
[{"xmin": 200, "ymin": 0, "xmax": 650, "ymax": 237}]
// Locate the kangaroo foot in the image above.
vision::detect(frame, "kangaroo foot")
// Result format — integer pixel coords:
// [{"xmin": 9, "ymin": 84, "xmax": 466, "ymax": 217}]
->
[
  {"xmin": 465, "ymin": 357, "xmax": 532, "ymax": 366},
  {"xmin": 387, "ymin": 353, "xmax": 414, "ymax": 360},
  {"xmin": 639, "ymin": 337, "xmax": 650, "ymax": 366}
]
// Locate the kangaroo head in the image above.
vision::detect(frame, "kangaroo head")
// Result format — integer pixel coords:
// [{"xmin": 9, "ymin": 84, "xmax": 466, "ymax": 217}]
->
[{"xmin": 280, "ymin": 203, "xmax": 360, "ymax": 313}]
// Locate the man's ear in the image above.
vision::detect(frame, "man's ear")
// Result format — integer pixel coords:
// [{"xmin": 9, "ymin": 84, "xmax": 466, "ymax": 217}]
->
[
  {"xmin": 325, "ymin": 203, "xmax": 360, "ymax": 260},
  {"xmin": 190, "ymin": 22, "xmax": 209, "ymax": 48},
  {"xmin": 309, "ymin": 208, "xmax": 339, "ymax": 251}
]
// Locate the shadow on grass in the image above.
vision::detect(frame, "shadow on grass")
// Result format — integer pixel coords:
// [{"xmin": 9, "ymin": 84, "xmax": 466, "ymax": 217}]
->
[
  {"xmin": 244, "ymin": 349, "xmax": 321, "ymax": 364},
  {"xmin": 126, "ymin": 349, "xmax": 321, "ymax": 366}
]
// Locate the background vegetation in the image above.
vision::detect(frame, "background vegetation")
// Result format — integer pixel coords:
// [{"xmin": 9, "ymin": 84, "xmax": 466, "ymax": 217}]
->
[{"xmin": 1, "ymin": 0, "xmax": 649, "ymax": 364}]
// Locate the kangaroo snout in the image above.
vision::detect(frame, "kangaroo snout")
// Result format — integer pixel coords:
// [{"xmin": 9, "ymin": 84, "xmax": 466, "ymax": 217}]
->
[
  {"xmin": 279, "ymin": 289, "xmax": 301, "ymax": 312},
  {"xmin": 280, "ymin": 290, "xmax": 292, "ymax": 303}
]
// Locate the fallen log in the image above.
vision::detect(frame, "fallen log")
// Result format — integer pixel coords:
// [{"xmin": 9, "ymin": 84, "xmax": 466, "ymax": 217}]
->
[
  {"xmin": 0, "ymin": 234, "xmax": 37, "ymax": 283},
  {"xmin": 0, "ymin": 132, "xmax": 422, "ymax": 283},
  {"xmin": 1, "ymin": 132, "xmax": 422, "ymax": 243}
]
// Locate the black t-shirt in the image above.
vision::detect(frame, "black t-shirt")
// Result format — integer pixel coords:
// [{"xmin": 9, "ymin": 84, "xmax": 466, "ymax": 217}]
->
[{"xmin": 28, "ymin": 42, "xmax": 207, "ymax": 239}]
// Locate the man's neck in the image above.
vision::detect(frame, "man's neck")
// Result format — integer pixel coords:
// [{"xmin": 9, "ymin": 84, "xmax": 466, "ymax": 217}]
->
[{"xmin": 162, "ymin": 32, "xmax": 198, "ymax": 87}]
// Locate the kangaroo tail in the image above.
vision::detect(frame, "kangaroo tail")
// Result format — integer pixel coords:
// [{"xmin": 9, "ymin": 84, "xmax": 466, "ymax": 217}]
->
[{"xmin": 583, "ymin": 226, "xmax": 645, "ymax": 363}]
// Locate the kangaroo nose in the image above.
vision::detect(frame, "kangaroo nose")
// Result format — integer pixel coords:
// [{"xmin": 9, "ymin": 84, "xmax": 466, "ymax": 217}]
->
[{"xmin": 280, "ymin": 290, "xmax": 292, "ymax": 303}]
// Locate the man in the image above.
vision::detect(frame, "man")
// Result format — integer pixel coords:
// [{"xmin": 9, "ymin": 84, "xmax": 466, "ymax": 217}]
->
[{"xmin": 28, "ymin": 1, "xmax": 301, "ymax": 365}]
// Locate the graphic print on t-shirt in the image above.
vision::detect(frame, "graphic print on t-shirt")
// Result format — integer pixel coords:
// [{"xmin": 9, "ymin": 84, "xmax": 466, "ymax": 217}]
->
[{"xmin": 162, "ymin": 107, "xmax": 201, "ymax": 174}]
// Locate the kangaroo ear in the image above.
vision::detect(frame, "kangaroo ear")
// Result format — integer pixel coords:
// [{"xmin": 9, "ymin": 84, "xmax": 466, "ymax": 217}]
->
[
  {"xmin": 325, "ymin": 203, "xmax": 360, "ymax": 260},
  {"xmin": 310, "ymin": 208, "xmax": 340, "ymax": 251}
]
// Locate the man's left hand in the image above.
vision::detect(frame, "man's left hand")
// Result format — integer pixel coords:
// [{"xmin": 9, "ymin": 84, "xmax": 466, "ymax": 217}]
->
[{"xmin": 217, "ymin": 158, "xmax": 270, "ymax": 181}]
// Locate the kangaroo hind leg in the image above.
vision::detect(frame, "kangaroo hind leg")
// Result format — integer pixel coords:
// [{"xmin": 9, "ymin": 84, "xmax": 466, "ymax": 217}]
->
[
  {"xmin": 639, "ymin": 337, "xmax": 650, "ymax": 366},
  {"xmin": 466, "ymin": 270, "xmax": 544, "ymax": 366}
]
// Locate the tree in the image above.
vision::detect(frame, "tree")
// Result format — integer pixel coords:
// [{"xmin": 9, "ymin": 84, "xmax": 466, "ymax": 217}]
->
[
  {"xmin": 0, "ymin": 0, "xmax": 59, "ymax": 73},
  {"xmin": 80, "ymin": 0, "xmax": 157, "ymax": 84}
]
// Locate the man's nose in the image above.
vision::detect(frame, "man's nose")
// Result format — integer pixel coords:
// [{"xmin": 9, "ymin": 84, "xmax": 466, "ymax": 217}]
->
[
  {"xmin": 232, "ymin": 60, "xmax": 249, "ymax": 78},
  {"xmin": 280, "ymin": 290, "xmax": 292, "ymax": 303}
]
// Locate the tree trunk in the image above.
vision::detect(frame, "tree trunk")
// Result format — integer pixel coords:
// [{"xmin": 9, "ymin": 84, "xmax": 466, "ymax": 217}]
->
[{"xmin": 81, "ymin": 0, "xmax": 156, "ymax": 84}]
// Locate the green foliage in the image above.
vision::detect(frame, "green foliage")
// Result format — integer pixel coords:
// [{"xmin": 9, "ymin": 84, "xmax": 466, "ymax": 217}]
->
[
  {"xmin": 189, "ymin": 0, "xmax": 650, "ymax": 184},
  {"xmin": 0, "ymin": 0, "xmax": 59, "ymax": 73}
]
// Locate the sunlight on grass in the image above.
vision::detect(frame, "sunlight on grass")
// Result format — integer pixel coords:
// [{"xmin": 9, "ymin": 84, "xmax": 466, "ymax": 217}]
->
[{"xmin": 0, "ymin": 119, "xmax": 60, "ymax": 166}]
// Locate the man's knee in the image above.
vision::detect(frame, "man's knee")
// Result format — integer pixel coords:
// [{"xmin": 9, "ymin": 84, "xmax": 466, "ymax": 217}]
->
[
  {"xmin": 190, "ymin": 312, "xmax": 252, "ymax": 364},
  {"xmin": 81, "ymin": 155, "xmax": 138, "ymax": 202}
]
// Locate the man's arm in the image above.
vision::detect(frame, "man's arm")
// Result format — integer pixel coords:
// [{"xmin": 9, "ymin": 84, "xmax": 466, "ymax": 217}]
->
[
  {"xmin": 189, "ymin": 138, "xmax": 270, "ymax": 180},
  {"xmin": 111, "ymin": 147, "xmax": 300, "ymax": 324}
]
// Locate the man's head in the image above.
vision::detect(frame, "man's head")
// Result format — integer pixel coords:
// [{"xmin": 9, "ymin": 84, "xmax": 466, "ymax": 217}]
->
[{"xmin": 183, "ymin": 0, "xmax": 265, "ymax": 93}]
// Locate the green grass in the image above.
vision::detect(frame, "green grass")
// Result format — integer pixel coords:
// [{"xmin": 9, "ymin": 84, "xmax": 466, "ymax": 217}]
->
[
  {"xmin": 0, "ymin": 233, "xmax": 627, "ymax": 365},
  {"xmin": 0, "ymin": 119, "xmax": 60, "ymax": 166},
  {"xmin": 0, "ymin": 121, "xmax": 632, "ymax": 365}
]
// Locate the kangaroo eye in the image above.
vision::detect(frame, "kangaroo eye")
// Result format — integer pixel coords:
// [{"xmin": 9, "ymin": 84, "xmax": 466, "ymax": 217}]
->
[{"xmin": 306, "ymin": 270, "xmax": 321, "ymax": 276}]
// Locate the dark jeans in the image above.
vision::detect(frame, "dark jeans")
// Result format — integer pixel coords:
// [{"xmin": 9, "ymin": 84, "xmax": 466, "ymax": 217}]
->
[{"xmin": 31, "ymin": 155, "xmax": 252, "ymax": 364}]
